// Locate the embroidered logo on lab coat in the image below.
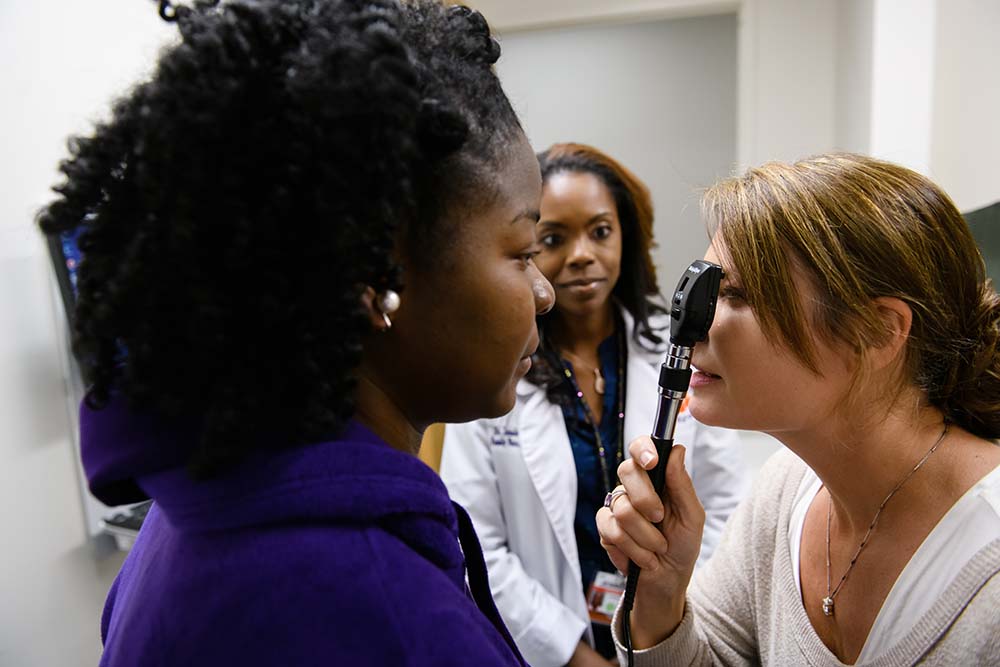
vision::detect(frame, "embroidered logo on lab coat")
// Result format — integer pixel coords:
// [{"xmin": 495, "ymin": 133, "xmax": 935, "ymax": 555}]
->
[{"xmin": 490, "ymin": 426, "xmax": 520, "ymax": 447}]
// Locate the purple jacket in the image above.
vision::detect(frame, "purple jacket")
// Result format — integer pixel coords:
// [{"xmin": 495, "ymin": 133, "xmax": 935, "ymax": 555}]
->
[{"xmin": 82, "ymin": 401, "xmax": 527, "ymax": 666}]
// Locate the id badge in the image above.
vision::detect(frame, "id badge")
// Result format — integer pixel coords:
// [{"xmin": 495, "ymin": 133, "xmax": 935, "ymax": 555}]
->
[{"xmin": 586, "ymin": 570, "xmax": 626, "ymax": 625}]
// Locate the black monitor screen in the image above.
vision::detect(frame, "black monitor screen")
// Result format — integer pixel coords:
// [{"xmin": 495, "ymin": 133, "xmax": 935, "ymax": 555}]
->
[{"xmin": 46, "ymin": 228, "xmax": 83, "ymax": 320}]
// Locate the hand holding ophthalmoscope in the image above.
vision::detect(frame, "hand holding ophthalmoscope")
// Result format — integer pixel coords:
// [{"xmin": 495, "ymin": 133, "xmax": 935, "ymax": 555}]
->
[
  {"xmin": 597, "ymin": 259, "xmax": 723, "ymax": 653},
  {"xmin": 599, "ymin": 438, "xmax": 705, "ymax": 647}
]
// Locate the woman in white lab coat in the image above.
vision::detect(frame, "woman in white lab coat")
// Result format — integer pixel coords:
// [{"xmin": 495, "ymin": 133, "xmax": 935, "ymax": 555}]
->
[{"xmin": 441, "ymin": 144, "xmax": 745, "ymax": 667}]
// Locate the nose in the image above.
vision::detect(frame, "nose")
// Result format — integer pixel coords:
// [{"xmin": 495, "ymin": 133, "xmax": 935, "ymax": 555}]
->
[
  {"xmin": 567, "ymin": 235, "xmax": 596, "ymax": 268},
  {"xmin": 532, "ymin": 271, "xmax": 555, "ymax": 315}
]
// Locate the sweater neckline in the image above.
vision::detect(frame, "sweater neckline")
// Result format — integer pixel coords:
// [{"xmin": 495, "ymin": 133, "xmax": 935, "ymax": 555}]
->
[{"xmin": 777, "ymin": 461, "xmax": 1000, "ymax": 666}]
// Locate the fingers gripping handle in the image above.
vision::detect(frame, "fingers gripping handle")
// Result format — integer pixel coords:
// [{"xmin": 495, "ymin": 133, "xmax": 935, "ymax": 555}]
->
[
  {"xmin": 620, "ymin": 434, "xmax": 673, "ymax": 663},
  {"xmin": 647, "ymin": 435, "xmax": 674, "ymax": 497}
]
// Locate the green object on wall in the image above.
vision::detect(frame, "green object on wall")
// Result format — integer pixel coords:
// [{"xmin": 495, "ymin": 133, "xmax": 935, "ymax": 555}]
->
[{"xmin": 965, "ymin": 201, "xmax": 1000, "ymax": 284}]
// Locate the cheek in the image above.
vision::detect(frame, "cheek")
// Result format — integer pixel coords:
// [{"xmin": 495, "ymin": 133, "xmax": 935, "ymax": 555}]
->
[
  {"xmin": 604, "ymin": 240, "xmax": 623, "ymax": 278},
  {"xmin": 720, "ymin": 341, "xmax": 828, "ymax": 427},
  {"xmin": 534, "ymin": 252, "xmax": 561, "ymax": 283},
  {"xmin": 698, "ymin": 316, "xmax": 770, "ymax": 404},
  {"xmin": 473, "ymin": 265, "xmax": 538, "ymax": 346},
  {"xmin": 717, "ymin": 326, "xmax": 783, "ymax": 394}
]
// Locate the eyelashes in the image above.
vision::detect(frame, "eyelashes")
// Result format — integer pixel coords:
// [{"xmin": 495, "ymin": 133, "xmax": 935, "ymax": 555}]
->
[
  {"xmin": 719, "ymin": 286, "xmax": 748, "ymax": 303},
  {"xmin": 537, "ymin": 223, "xmax": 613, "ymax": 249}
]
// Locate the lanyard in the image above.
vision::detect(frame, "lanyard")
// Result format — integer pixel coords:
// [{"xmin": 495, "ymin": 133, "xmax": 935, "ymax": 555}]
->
[{"xmin": 558, "ymin": 323, "xmax": 627, "ymax": 497}]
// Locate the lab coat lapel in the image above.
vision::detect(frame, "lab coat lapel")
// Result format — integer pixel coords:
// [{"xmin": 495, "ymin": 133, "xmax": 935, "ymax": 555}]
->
[
  {"xmin": 623, "ymin": 334, "xmax": 661, "ymax": 461},
  {"xmin": 620, "ymin": 306, "xmax": 664, "ymax": 456},
  {"xmin": 515, "ymin": 379, "xmax": 582, "ymax": 580}
]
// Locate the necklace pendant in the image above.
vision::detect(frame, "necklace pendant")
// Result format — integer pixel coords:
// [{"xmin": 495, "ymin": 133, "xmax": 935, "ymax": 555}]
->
[
  {"xmin": 594, "ymin": 368, "xmax": 605, "ymax": 395},
  {"xmin": 822, "ymin": 596, "xmax": 835, "ymax": 617}
]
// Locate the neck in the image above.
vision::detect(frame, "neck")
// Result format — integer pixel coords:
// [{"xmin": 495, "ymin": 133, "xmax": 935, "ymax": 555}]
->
[
  {"xmin": 775, "ymin": 403, "xmax": 950, "ymax": 536},
  {"xmin": 353, "ymin": 371, "xmax": 422, "ymax": 456},
  {"xmin": 549, "ymin": 303, "xmax": 616, "ymax": 358}
]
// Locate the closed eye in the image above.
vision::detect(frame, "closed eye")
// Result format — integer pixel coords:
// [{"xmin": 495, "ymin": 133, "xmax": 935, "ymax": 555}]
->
[
  {"xmin": 518, "ymin": 248, "xmax": 542, "ymax": 269},
  {"xmin": 719, "ymin": 286, "xmax": 748, "ymax": 303}
]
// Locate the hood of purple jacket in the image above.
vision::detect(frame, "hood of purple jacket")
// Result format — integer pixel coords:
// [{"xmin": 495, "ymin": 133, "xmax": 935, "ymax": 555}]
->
[
  {"xmin": 84, "ymin": 401, "xmax": 527, "ymax": 666},
  {"xmin": 80, "ymin": 400, "xmax": 459, "ymax": 567}
]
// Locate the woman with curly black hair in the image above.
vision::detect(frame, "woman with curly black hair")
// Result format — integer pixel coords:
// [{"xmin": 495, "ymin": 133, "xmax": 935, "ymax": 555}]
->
[
  {"xmin": 440, "ymin": 144, "xmax": 745, "ymax": 666},
  {"xmin": 38, "ymin": 1, "xmax": 554, "ymax": 664}
]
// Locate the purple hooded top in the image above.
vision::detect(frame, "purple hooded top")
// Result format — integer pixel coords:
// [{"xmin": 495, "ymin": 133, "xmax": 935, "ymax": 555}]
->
[{"xmin": 82, "ymin": 400, "xmax": 528, "ymax": 666}]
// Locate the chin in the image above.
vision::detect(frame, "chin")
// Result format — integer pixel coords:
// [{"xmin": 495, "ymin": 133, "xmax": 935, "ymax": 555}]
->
[
  {"xmin": 560, "ymin": 297, "xmax": 606, "ymax": 315},
  {"xmin": 433, "ymin": 385, "xmax": 513, "ymax": 424},
  {"xmin": 486, "ymin": 387, "xmax": 518, "ymax": 419},
  {"xmin": 688, "ymin": 398, "xmax": 734, "ymax": 429},
  {"xmin": 456, "ymin": 385, "xmax": 517, "ymax": 423}
]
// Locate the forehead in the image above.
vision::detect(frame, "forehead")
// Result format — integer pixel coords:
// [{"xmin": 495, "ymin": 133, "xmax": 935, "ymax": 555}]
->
[
  {"xmin": 541, "ymin": 171, "xmax": 615, "ymax": 213},
  {"xmin": 497, "ymin": 136, "xmax": 542, "ymax": 206},
  {"xmin": 445, "ymin": 136, "xmax": 540, "ymax": 247}
]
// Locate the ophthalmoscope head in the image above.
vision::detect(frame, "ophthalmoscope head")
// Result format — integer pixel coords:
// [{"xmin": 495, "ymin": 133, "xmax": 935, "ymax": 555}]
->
[{"xmin": 651, "ymin": 260, "xmax": 724, "ymax": 443}]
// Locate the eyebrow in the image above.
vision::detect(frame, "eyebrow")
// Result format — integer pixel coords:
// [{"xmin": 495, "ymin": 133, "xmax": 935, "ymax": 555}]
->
[
  {"xmin": 538, "ymin": 212, "xmax": 613, "ymax": 227},
  {"xmin": 510, "ymin": 208, "xmax": 540, "ymax": 224}
]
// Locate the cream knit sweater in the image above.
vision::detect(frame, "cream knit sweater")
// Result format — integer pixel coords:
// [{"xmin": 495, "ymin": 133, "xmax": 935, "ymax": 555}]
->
[{"xmin": 613, "ymin": 449, "xmax": 1000, "ymax": 666}]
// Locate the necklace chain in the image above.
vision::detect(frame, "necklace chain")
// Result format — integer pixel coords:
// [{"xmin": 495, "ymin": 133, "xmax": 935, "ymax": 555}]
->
[
  {"xmin": 560, "ymin": 348, "xmax": 606, "ymax": 395},
  {"xmin": 822, "ymin": 423, "xmax": 951, "ymax": 617},
  {"xmin": 558, "ymin": 325, "xmax": 627, "ymax": 496}
]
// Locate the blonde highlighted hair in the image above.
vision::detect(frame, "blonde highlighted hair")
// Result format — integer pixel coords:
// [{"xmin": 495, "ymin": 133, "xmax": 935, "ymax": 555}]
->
[{"xmin": 703, "ymin": 153, "xmax": 1000, "ymax": 438}]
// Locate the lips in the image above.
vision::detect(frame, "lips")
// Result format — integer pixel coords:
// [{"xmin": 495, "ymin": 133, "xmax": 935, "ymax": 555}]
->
[
  {"xmin": 558, "ymin": 277, "xmax": 606, "ymax": 288},
  {"xmin": 521, "ymin": 335, "xmax": 540, "ymax": 361},
  {"xmin": 690, "ymin": 363, "xmax": 722, "ymax": 390},
  {"xmin": 517, "ymin": 338, "xmax": 538, "ymax": 375}
]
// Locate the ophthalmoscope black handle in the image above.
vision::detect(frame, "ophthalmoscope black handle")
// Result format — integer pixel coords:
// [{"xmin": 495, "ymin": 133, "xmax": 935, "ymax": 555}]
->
[{"xmin": 621, "ymin": 259, "xmax": 723, "ymax": 667}]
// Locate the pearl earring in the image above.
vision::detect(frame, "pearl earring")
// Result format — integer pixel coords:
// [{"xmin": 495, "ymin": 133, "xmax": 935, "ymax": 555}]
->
[{"xmin": 376, "ymin": 289, "xmax": 400, "ymax": 329}]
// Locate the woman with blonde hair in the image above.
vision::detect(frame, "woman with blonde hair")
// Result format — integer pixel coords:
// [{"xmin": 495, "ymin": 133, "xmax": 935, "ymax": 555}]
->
[
  {"xmin": 599, "ymin": 153, "xmax": 1000, "ymax": 665},
  {"xmin": 442, "ymin": 143, "xmax": 745, "ymax": 667}
]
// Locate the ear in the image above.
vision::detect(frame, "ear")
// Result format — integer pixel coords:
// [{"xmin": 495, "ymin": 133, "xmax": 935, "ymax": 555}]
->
[
  {"xmin": 360, "ymin": 286, "xmax": 390, "ymax": 333},
  {"xmin": 869, "ymin": 296, "xmax": 912, "ymax": 371}
]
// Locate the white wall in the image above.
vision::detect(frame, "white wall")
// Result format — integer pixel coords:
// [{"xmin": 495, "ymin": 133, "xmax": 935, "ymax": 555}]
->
[
  {"xmin": 469, "ymin": 0, "xmax": 737, "ymax": 31},
  {"xmin": 483, "ymin": 0, "xmax": 1000, "ymax": 212},
  {"xmin": 496, "ymin": 13, "xmax": 739, "ymax": 286},
  {"xmin": 869, "ymin": 0, "xmax": 937, "ymax": 175},
  {"xmin": 0, "ymin": 2, "xmax": 171, "ymax": 665},
  {"xmin": 931, "ymin": 0, "xmax": 1000, "ymax": 212},
  {"xmin": 830, "ymin": 0, "xmax": 1000, "ymax": 213},
  {"xmin": 737, "ymin": 0, "xmax": 838, "ymax": 169},
  {"xmin": 834, "ymin": 0, "xmax": 875, "ymax": 153}
]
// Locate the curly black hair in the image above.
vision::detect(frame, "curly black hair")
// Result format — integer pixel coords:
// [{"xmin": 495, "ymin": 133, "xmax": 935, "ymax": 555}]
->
[{"xmin": 38, "ymin": 0, "xmax": 522, "ymax": 476}]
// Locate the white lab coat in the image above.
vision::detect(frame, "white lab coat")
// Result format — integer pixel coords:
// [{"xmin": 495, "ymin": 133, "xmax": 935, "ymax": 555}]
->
[{"xmin": 440, "ymin": 310, "xmax": 746, "ymax": 667}]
